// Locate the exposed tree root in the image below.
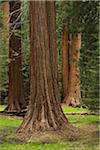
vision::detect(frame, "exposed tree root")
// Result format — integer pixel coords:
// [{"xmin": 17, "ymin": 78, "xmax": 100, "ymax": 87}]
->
[{"xmin": 12, "ymin": 124, "xmax": 83, "ymax": 144}]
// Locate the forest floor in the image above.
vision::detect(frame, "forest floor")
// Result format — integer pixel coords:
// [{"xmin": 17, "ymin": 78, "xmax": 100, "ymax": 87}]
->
[{"xmin": 0, "ymin": 105, "xmax": 99, "ymax": 150}]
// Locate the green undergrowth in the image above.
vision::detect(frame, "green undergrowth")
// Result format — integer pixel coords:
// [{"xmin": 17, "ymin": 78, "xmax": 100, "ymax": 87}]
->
[
  {"xmin": 0, "ymin": 105, "xmax": 6, "ymax": 111},
  {"xmin": 0, "ymin": 105, "xmax": 99, "ymax": 150},
  {"xmin": 0, "ymin": 141, "xmax": 99, "ymax": 150},
  {"xmin": 62, "ymin": 106, "xmax": 89, "ymax": 114},
  {"xmin": 0, "ymin": 117, "xmax": 22, "ymax": 127},
  {"xmin": 67, "ymin": 115, "xmax": 99, "ymax": 125}
]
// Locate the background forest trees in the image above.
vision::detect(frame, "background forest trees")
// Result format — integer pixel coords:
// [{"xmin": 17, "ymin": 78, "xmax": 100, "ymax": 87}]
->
[
  {"xmin": 0, "ymin": 1, "xmax": 99, "ymax": 112},
  {"xmin": 56, "ymin": 1, "xmax": 99, "ymax": 111}
]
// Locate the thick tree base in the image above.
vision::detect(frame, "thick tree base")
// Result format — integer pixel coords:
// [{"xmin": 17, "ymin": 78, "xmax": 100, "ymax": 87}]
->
[
  {"xmin": 4, "ymin": 105, "xmax": 27, "ymax": 113},
  {"xmin": 13, "ymin": 124, "xmax": 82, "ymax": 144}
]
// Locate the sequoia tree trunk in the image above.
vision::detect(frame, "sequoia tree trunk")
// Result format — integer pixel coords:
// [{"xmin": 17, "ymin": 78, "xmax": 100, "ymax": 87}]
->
[
  {"xmin": 46, "ymin": 1, "xmax": 59, "ymax": 106},
  {"xmin": 66, "ymin": 33, "xmax": 81, "ymax": 107},
  {"xmin": 61, "ymin": 27, "xmax": 69, "ymax": 102},
  {"xmin": 17, "ymin": 1, "xmax": 68, "ymax": 134},
  {"xmin": 5, "ymin": 1, "xmax": 26, "ymax": 112}
]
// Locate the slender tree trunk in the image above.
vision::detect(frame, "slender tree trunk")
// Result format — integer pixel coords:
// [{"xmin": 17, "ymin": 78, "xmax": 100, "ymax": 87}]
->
[
  {"xmin": 17, "ymin": 1, "xmax": 68, "ymax": 135},
  {"xmin": 66, "ymin": 33, "xmax": 81, "ymax": 106},
  {"xmin": 61, "ymin": 27, "xmax": 69, "ymax": 102},
  {"xmin": 0, "ymin": 2, "xmax": 9, "ymax": 104},
  {"xmin": 5, "ymin": 1, "xmax": 26, "ymax": 112}
]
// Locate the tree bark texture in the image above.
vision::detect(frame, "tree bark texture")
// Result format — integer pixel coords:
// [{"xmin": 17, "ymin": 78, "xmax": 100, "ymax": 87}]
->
[
  {"xmin": 46, "ymin": 2, "xmax": 59, "ymax": 100},
  {"xmin": 17, "ymin": 1, "xmax": 68, "ymax": 134},
  {"xmin": 66, "ymin": 33, "xmax": 81, "ymax": 106},
  {"xmin": 5, "ymin": 1, "xmax": 26, "ymax": 112},
  {"xmin": 62, "ymin": 28, "xmax": 69, "ymax": 102}
]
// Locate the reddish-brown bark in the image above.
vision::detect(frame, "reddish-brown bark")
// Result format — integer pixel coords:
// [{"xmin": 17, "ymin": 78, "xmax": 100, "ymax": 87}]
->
[
  {"xmin": 62, "ymin": 27, "xmax": 69, "ymax": 102},
  {"xmin": 5, "ymin": 1, "xmax": 26, "ymax": 112},
  {"xmin": 17, "ymin": 1, "xmax": 68, "ymax": 134},
  {"xmin": 65, "ymin": 33, "xmax": 81, "ymax": 106}
]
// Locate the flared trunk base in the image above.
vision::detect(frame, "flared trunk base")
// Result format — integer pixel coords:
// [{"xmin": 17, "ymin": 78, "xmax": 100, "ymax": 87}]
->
[
  {"xmin": 62, "ymin": 96, "xmax": 80, "ymax": 107},
  {"xmin": 4, "ymin": 103, "xmax": 26, "ymax": 112},
  {"xmin": 16, "ymin": 123, "xmax": 80, "ymax": 143}
]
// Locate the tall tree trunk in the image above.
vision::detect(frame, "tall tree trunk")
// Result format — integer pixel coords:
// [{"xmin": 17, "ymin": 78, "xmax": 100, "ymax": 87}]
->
[
  {"xmin": 17, "ymin": 1, "xmax": 68, "ymax": 135},
  {"xmin": 61, "ymin": 27, "xmax": 69, "ymax": 102},
  {"xmin": 66, "ymin": 33, "xmax": 81, "ymax": 106},
  {"xmin": 46, "ymin": 1, "xmax": 59, "ymax": 105},
  {"xmin": 0, "ymin": 2, "xmax": 9, "ymax": 104},
  {"xmin": 5, "ymin": 1, "xmax": 26, "ymax": 112}
]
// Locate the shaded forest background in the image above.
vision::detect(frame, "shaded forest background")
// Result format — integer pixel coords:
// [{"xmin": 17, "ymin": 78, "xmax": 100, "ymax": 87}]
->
[{"xmin": 0, "ymin": 0, "xmax": 99, "ymax": 111}]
